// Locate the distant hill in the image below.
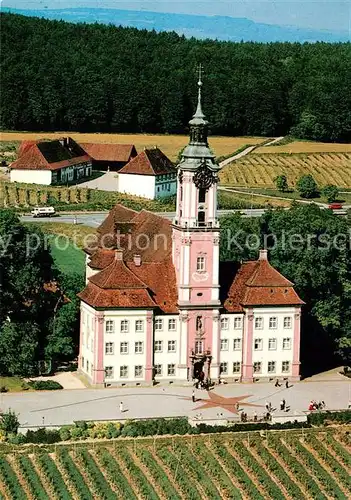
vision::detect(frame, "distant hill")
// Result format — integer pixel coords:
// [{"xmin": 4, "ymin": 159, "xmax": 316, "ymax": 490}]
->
[{"xmin": 1, "ymin": 7, "xmax": 349, "ymax": 43}]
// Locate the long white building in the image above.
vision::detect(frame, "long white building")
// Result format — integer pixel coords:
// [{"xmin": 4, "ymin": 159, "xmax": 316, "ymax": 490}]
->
[{"xmin": 78, "ymin": 76, "xmax": 304, "ymax": 387}]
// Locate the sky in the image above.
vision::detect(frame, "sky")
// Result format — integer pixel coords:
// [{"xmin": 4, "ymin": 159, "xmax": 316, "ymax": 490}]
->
[{"xmin": 2, "ymin": 0, "xmax": 350, "ymax": 32}]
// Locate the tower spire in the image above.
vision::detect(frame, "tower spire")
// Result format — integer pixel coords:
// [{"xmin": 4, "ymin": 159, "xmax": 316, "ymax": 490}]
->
[{"xmin": 194, "ymin": 63, "xmax": 205, "ymax": 119}]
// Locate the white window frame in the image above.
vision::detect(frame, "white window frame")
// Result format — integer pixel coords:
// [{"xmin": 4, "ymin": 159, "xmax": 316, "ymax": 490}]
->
[
  {"xmin": 283, "ymin": 338, "xmax": 292, "ymax": 350},
  {"xmin": 255, "ymin": 317, "xmax": 263, "ymax": 329},
  {"xmin": 168, "ymin": 340, "xmax": 176, "ymax": 353},
  {"xmin": 233, "ymin": 338, "xmax": 242, "ymax": 351},
  {"xmin": 195, "ymin": 340, "xmax": 204, "ymax": 355},
  {"xmin": 167, "ymin": 364, "xmax": 175, "ymax": 376},
  {"xmin": 220, "ymin": 362, "xmax": 228, "ymax": 375},
  {"xmin": 105, "ymin": 342, "xmax": 114, "ymax": 355},
  {"xmin": 269, "ymin": 317, "xmax": 278, "ymax": 329},
  {"xmin": 254, "ymin": 338, "xmax": 263, "ymax": 351},
  {"xmin": 196, "ymin": 256, "xmax": 206, "ymax": 272},
  {"xmin": 233, "ymin": 362, "xmax": 241, "ymax": 374},
  {"xmin": 253, "ymin": 361, "xmax": 262, "ymax": 374},
  {"xmin": 120, "ymin": 342, "xmax": 129, "ymax": 354},
  {"xmin": 155, "ymin": 364, "xmax": 162, "ymax": 376},
  {"xmin": 135, "ymin": 341, "xmax": 144, "ymax": 354},
  {"xmin": 221, "ymin": 317, "xmax": 229, "ymax": 330},
  {"xmin": 268, "ymin": 361, "xmax": 276, "ymax": 374},
  {"xmin": 120, "ymin": 365, "xmax": 128, "ymax": 378},
  {"xmin": 168, "ymin": 319, "xmax": 176, "ymax": 331},
  {"xmin": 105, "ymin": 366, "xmax": 113, "ymax": 379},
  {"xmin": 135, "ymin": 320, "xmax": 144, "ymax": 332},
  {"xmin": 234, "ymin": 317, "xmax": 242, "ymax": 329},
  {"xmin": 120, "ymin": 320, "xmax": 129, "ymax": 333},
  {"xmin": 282, "ymin": 361, "xmax": 290, "ymax": 373},
  {"xmin": 268, "ymin": 338, "xmax": 277, "ymax": 351},
  {"xmin": 154, "ymin": 340, "xmax": 163, "ymax": 353},
  {"xmin": 105, "ymin": 320, "xmax": 114, "ymax": 334},
  {"xmin": 134, "ymin": 365, "xmax": 143, "ymax": 378},
  {"xmin": 155, "ymin": 318, "xmax": 163, "ymax": 331},
  {"xmin": 283, "ymin": 317, "xmax": 292, "ymax": 329},
  {"xmin": 220, "ymin": 339, "xmax": 229, "ymax": 351}
]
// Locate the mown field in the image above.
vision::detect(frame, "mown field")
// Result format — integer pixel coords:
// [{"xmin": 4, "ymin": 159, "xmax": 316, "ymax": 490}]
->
[
  {"xmin": 220, "ymin": 153, "xmax": 351, "ymax": 188},
  {"xmin": 0, "ymin": 428, "xmax": 350, "ymax": 499},
  {"xmin": 0, "ymin": 133, "xmax": 266, "ymax": 162},
  {"xmin": 255, "ymin": 140, "xmax": 351, "ymax": 154}
]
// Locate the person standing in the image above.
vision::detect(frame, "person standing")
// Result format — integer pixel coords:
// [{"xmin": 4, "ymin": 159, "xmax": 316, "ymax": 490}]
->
[
  {"xmin": 275, "ymin": 379, "xmax": 280, "ymax": 387},
  {"xmin": 285, "ymin": 380, "xmax": 289, "ymax": 389},
  {"xmin": 119, "ymin": 401, "xmax": 124, "ymax": 413},
  {"xmin": 192, "ymin": 389, "xmax": 196, "ymax": 403},
  {"xmin": 280, "ymin": 400, "xmax": 284, "ymax": 411}
]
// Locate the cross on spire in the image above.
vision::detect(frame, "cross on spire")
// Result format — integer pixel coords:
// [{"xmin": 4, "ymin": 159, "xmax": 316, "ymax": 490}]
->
[
  {"xmin": 194, "ymin": 63, "xmax": 205, "ymax": 119},
  {"xmin": 198, "ymin": 63, "xmax": 203, "ymax": 86}
]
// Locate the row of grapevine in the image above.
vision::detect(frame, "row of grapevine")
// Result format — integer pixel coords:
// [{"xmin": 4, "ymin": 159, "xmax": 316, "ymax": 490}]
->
[{"xmin": 0, "ymin": 429, "xmax": 350, "ymax": 499}]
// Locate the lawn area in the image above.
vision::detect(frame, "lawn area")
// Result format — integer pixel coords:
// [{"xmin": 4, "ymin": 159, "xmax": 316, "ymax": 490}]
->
[
  {"xmin": 0, "ymin": 132, "xmax": 266, "ymax": 162},
  {"xmin": 49, "ymin": 235, "xmax": 85, "ymax": 277},
  {"xmin": 0, "ymin": 376, "xmax": 30, "ymax": 392}
]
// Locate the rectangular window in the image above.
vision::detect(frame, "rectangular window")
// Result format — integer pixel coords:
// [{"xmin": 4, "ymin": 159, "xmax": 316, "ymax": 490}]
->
[
  {"xmin": 120, "ymin": 366, "xmax": 128, "ymax": 378},
  {"xmin": 168, "ymin": 319, "xmax": 176, "ymax": 331},
  {"xmin": 154, "ymin": 340, "xmax": 163, "ymax": 353},
  {"xmin": 268, "ymin": 338, "xmax": 277, "ymax": 350},
  {"xmin": 195, "ymin": 340, "xmax": 204, "ymax": 355},
  {"xmin": 135, "ymin": 320, "xmax": 144, "ymax": 332},
  {"xmin": 234, "ymin": 317, "xmax": 242, "ymax": 329},
  {"xmin": 120, "ymin": 320, "xmax": 129, "ymax": 333},
  {"xmin": 282, "ymin": 361, "xmax": 290, "ymax": 373},
  {"xmin": 220, "ymin": 362, "xmax": 228, "ymax": 375},
  {"xmin": 269, "ymin": 317, "xmax": 278, "ymax": 329},
  {"xmin": 220, "ymin": 339, "xmax": 229, "ymax": 351},
  {"xmin": 221, "ymin": 318, "xmax": 229, "ymax": 330},
  {"xmin": 167, "ymin": 364, "xmax": 175, "ymax": 376},
  {"xmin": 155, "ymin": 364, "xmax": 162, "ymax": 376},
  {"xmin": 253, "ymin": 362, "xmax": 262, "ymax": 374},
  {"xmin": 86, "ymin": 360, "xmax": 89, "ymax": 372},
  {"xmin": 283, "ymin": 338, "xmax": 291, "ymax": 350},
  {"xmin": 284, "ymin": 317, "xmax": 292, "ymax": 329},
  {"xmin": 105, "ymin": 366, "xmax": 113, "ymax": 379},
  {"xmin": 254, "ymin": 338, "xmax": 263, "ymax": 350},
  {"xmin": 120, "ymin": 342, "xmax": 129, "ymax": 354},
  {"xmin": 105, "ymin": 342, "xmax": 114, "ymax": 355},
  {"xmin": 233, "ymin": 362, "xmax": 241, "ymax": 373},
  {"xmin": 233, "ymin": 338, "xmax": 242, "ymax": 351},
  {"xmin": 134, "ymin": 365, "xmax": 143, "ymax": 378},
  {"xmin": 196, "ymin": 256, "xmax": 205, "ymax": 272},
  {"xmin": 155, "ymin": 318, "xmax": 163, "ymax": 331},
  {"xmin": 168, "ymin": 340, "xmax": 176, "ymax": 353},
  {"xmin": 255, "ymin": 317, "xmax": 263, "ymax": 329},
  {"xmin": 105, "ymin": 320, "xmax": 114, "ymax": 334},
  {"xmin": 135, "ymin": 341, "xmax": 144, "ymax": 354},
  {"xmin": 268, "ymin": 361, "xmax": 276, "ymax": 373}
]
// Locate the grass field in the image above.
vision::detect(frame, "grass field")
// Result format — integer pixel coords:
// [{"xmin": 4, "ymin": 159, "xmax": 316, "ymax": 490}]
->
[
  {"xmin": 0, "ymin": 132, "xmax": 266, "ymax": 161},
  {"xmin": 220, "ymin": 152, "xmax": 351, "ymax": 188},
  {"xmin": 255, "ymin": 140, "xmax": 351, "ymax": 154},
  {"xmin": 49, "ymin": 236, "xmax": 86, "ymax": 277},
  {"xmin": 0, "ymin": 427, "xmax": 350, "ymax": 498}
]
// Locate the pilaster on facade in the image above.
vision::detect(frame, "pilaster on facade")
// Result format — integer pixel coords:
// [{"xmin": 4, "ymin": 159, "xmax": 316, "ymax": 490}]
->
[
  {"xmin": 93, "ymin": 311, "xmax": 105, "ymax": 387},
  {"xmin": 145, "ymin": 311, "xmax": 154, "ymax": 383},
  {"xmin": 242, "ymin": 309, "xmax": 254, "ymax": 383},
  {"xmin": 292, "ymin": 308, "xmax": 302, "ymax": 380}
]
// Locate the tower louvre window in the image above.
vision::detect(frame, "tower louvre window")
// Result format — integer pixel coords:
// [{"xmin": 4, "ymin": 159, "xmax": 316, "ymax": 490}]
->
[
  {"xmin": 198, "ymin": 211, "xmax": 205, "ymax": 226},
  {"xmin": 198, "ymin": 188, "xmax": 206, "ymax": 203}
]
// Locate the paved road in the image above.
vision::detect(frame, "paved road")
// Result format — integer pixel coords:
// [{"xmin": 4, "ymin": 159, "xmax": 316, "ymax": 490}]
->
[{"xmin": 1, "ymin": 379, "xmax": 349, "ymax": 429}]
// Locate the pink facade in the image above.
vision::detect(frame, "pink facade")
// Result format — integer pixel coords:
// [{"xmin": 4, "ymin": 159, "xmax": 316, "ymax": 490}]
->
[
  {"xmin": 242, "ymin": 309, "xmax": 254, "ymax": 382},
  {"xmin": 93, "ymin": 311, "xmax": 105, "ymax": 385},
  {"xmin": 292, "ymin": 308, "xmax": 302, "ymax": 379},
  {"xmin": 145, "ymin": 311, "xmax": 154, "ymax": 382}
]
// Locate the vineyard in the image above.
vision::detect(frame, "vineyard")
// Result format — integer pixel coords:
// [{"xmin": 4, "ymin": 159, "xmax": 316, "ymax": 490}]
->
[
  {"xmin": 0, "ymin": 427, "xmax": 350, "ymax": 499},
  {"xmin": 220, "ymin": 153, "xmax": 351, "ymax": 188}
]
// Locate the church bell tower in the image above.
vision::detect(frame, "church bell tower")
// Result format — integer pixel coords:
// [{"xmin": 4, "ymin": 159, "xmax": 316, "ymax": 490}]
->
[{"xmin": 172, "ymin": 66, "xmax": 222, "ymax": 382}]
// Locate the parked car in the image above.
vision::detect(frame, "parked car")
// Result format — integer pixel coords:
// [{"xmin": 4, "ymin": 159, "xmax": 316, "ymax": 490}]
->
[
  {"xmin": 328, "ymin": 203, "xmax": 343, "ymax": 210},
  {"xmin": 31, "ymin": 206, "xmax": 56, "ymax": 217}
]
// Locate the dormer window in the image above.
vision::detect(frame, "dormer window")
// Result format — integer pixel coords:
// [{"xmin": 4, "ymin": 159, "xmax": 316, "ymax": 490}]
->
[{"xmin": 196, "ymin": 256, "xmax": 206, "ymax": 272}]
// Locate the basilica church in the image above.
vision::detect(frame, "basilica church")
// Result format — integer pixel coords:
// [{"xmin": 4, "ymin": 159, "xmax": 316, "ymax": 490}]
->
[{"xmin": 78, "ymin": 76, "xmax": 303, "ymax": 386}]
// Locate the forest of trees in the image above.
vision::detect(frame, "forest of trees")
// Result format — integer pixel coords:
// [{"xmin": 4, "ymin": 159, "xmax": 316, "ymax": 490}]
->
[{"xmin": 1, "ymin": 13, "xmax": 350, "ymax": 142}]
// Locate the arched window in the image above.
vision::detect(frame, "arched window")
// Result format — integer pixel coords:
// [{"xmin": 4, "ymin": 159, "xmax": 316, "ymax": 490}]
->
[
  {"xmin": 198, "ymin": 188, "xmax": 206, "ymax": 203},
  {"xmin": 198, "ymin": 210, "xmax": 205, "ymax": 226}
]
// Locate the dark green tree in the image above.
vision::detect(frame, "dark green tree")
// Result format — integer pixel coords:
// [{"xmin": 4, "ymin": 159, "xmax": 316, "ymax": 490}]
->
[
  {"xmin": 322, "ymin": 185, "xmax": 339, "ymax": 204},
  {"xmin": 275, "ymin": 175, "xmax": 289, "ymax": 192},
  {"xmin": 296, "ymin": 174, "xmax": 319, "ymax": 199},
  {"xmin": 0, "ymin": 321, "xmax": 39, "ymax": 376}
]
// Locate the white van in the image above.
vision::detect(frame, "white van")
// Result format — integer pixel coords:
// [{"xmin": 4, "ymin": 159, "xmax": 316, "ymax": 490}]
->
[{"xmin": 31, "ymin": 206, "xmax": 56, "ymax": 218}]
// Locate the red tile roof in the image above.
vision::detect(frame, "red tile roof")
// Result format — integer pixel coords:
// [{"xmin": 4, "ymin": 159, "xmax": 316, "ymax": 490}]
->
[
  {"xmin": 11, "ymin": 139, "xmax": 91, "ymax": 171},
  {"xmin": 79, "ymin": 143, "xmax": 137, "ymax": 162},
  {"xmin": 224, "ymin": 258, "xmax": 304, "ymax": 312},
  {"xmin": 119, "ymin": 148, "xmax": 175, "ymax": 176}
]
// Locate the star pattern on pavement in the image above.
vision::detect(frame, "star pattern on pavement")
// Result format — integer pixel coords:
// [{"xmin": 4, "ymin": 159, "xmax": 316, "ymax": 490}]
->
[{"xmin": 182, "ymin": 391, "xmax": 263, "ymax": 414}]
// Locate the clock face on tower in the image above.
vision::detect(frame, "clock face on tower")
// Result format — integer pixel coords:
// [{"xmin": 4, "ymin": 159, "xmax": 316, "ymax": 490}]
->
[{"xmin": 193, "ymin": 164, "xmax": 216, "ymax": 190}]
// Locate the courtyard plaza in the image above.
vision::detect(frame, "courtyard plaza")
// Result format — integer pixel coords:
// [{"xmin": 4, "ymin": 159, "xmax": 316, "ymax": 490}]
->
[{"xmin": 1, "ymin": 375, "xmax": 350, "ymax": 430}]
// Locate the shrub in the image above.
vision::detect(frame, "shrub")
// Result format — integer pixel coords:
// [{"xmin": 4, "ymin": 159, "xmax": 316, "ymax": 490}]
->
[
  {"xmin": 59, "ymin": 426, "xmax": 73, "ymax": 441},
  {"xmin": 275, "ymin": 174, "xmax": 289, "ymax": 192},
  {"xmin": 322, "ymin": 184, "xmax": 339, "ymax": 203},
  {"xmin": 0, "ymin": 409, "xmax": 20, "ymax": 435},
  {"xmin": 24, "ymin": 428, "xmax": 61, "ymax": 444},
  {"xmin": 28, "ymin": 380, "xmax": 63, "ymax": 390},
  {"xmin": 0, "ymin": 386, "xmax": 8, "ymax": 393}
]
